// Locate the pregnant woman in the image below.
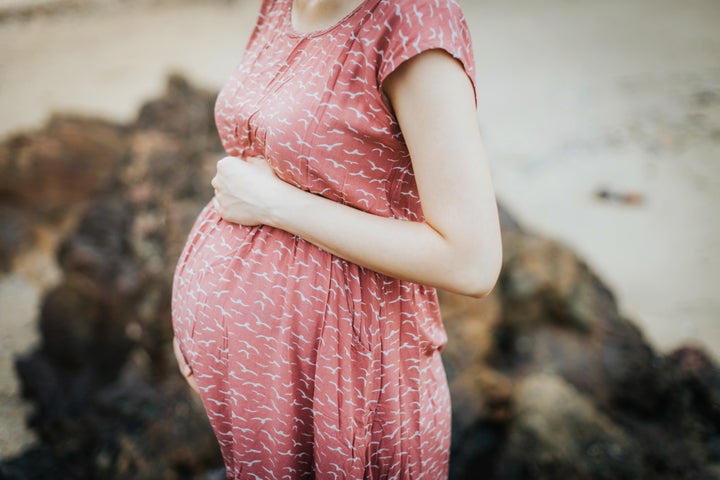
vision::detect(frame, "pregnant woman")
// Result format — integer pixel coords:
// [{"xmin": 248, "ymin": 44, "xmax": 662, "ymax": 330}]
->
[{"xmin": 171, "ymin": 0, "xmax": 503, "ymax": 477}]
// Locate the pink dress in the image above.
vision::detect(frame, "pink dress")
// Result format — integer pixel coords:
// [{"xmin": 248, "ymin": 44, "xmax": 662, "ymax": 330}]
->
[{"xmin": 171, "ymin": 0, "xmax": 476, "ymax": 477}]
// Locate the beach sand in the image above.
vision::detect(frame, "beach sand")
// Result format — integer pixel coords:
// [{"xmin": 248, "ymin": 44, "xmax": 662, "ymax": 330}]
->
[{"xmin": 1, "ymin": 0, "xmax": 718, "ymax": 460}]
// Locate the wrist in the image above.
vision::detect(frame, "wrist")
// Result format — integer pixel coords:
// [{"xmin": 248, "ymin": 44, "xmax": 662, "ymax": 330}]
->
[{"xmin": 264, "ymin": 178, "xmax": 305, "ymax": 229}]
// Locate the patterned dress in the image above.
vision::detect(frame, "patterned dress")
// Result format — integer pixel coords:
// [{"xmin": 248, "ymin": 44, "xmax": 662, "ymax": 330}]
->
[{"xmin": 171, "ymin": 0, "xmax": 476, "ymax": 477}]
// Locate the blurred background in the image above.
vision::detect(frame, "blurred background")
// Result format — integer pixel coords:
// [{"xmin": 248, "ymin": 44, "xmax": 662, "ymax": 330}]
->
[{"xmin": 0, "ymin": 0, "xmax": 718, "ymax": 477}]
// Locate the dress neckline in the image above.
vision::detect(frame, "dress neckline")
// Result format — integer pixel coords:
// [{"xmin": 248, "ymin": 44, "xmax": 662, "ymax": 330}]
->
[{"xmin": 284, "ymin": 0, "xmax": 378, "ymax": 38}]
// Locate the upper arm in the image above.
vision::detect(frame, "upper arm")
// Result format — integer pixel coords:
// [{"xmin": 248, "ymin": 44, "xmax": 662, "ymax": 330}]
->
[{"xmin": 383, "ymin": 49, "xmax": 502, "ymax": 284}]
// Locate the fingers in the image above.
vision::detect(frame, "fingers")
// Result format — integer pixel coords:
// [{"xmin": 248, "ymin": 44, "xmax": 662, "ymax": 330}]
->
[
  {"xmin": 186, "ymin": 375, "xmax": 200, "ymax": 394},
  {"xmin": 214, "ymin": 156, "xmax": 266, "ymax": 185},
  {"xmin": 217, "ymin": 155, "xmax": 245, "ymax": 171},
  {"xmin": 217, "ymin": 155, "xmax": 263, "ymax": 170},
  {"xmin": 172, "ymin": 336, "xmax": 193, "ymax": 378},
  {"xmin": 219, "ymin": 155, "xmax": 241, "ymax": 163},
  {"xmin": 173, "ymin": 339, "xmax": 200, "ymax": 394},
  {"xmin": 213, "ymin": 157, "xmax": 244, "ymax": 189},
  {"xmin": 214, "ymin": 157, "xmax": 233, "ymax": 182}
]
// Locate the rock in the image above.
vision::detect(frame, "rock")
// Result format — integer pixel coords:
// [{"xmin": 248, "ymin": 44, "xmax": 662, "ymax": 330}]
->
[
  {"xmin": 10, "ymin": 190, "xmax": 224, "ymax": 478},
  {"xmin": 2, "ymin": 75, "xmax": 225, "ymax": 479},
  {"xmin": 135, "ymin": 72, "xmax": 222, "ymax": 154},
  {"xmin": 0, "ymin": 113, "xmax": 129, "ymax": 269},
  {"xmin": 121, "ymin": 130, "xmax": 215, "ymax": 279},
  {"xmin": 56, "ymin": 197, "xmax": 139, "ymax": 291},
  {"xmin": 495, "ymin": 373, "xmax": 644, "ymax": 480},
  {"xmin": 668, "ymin": 346, "xmax": 720, "ymax": 429},
  {"xmin": 0, "ymin": 204, "xmax": 36, "ymax": 271},
  {"xmin": 443, "ymin": 224, "xmax": 720, "ymax": 479},
  {"xmin": 0, "ymin": 115, "xmax": 127, "ymax": 215},
  {"xmin": 12, "ymin": 348, "xmax": 223, "ymax": 480},
  {"xmin": 497, "ymin": 229, "xmax": 618, "ymax": 334}
]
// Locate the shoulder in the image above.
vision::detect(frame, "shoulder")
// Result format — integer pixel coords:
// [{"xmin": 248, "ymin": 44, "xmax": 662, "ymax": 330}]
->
[
  {"xmin": 371, "ymin": 0, "xmax": 476, "ymax": 95},
  {"xmin": 372, "ymin": 0, "xmax": 468, "ymax": 31},
  {"xmin": 371, "ymin": 0, "xmax": 473, "ymax": 58},
  {"xmin": 257, "ymin": 0, "xmax": 287, "ymax": 25}
]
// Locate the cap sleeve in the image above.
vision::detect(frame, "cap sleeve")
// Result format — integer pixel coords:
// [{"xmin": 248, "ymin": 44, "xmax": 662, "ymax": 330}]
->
[
  {"xmin": 244, "ymin": 0, "xmax": 283, "ymax": 52},
  {"xmin": 374, "ymin": 0, "xmax": 477, "ymax": 106}
]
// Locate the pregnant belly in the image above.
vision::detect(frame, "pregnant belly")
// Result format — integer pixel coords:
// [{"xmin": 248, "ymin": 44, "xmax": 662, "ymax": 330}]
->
[
  {"xmin": 170, "ymin": 200, "xmax": 447, "ymax": 367},
  {"xmin": 172, "ymin": 200, "xmax": 316, "ymax": 297},
  {"xmin": 170, "ymin": 200, "xmax": 337, "ymax": 349}
]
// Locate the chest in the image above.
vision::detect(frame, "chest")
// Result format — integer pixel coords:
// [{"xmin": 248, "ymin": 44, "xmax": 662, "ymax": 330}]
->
[
  {"xmin": 212, "ymin": 15, "xmax": 422, "ymax": 220},
  {"xmin": 223, "ymin": 31, "xmax": 405, "ymax": 162}
]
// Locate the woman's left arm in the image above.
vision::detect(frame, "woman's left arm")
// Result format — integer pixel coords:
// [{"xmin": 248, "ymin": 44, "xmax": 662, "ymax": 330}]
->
[{"xmin": 212, "ymin": 49, "xmax": 502, "ymax": 298}]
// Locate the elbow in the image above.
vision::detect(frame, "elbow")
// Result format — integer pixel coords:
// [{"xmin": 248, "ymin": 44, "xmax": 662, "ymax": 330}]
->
[
  {"xmin": 460, "ymin": 266, "xmax": 501, "ymax": 299},
  {"xmin": 434, "ymin": 216, "xmax": 504, "ymax": 298},
  {"xmin": 463, "ymin": 284, "xmax": 496, "ymax": 300},
  {"xmin": 448, "ymin": 250, "xmax": 503, "ymax": 299}
]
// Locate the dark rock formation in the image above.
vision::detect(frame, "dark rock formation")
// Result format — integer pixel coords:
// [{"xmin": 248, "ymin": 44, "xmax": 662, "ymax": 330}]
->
[
  {"xmin": 1, "ymin": 74, "xmax": 222, "ymax": 480},
  {"xmin": 0, "ymin": 114, "xmax": 127, "ymax": 215},
  {"xmin": 442, "ymin": 228, "xmax": 720, "ymax": 479},
  {"xmin": 497, "ymin": 373, "xmax": 644, "ymax": 480},
  {"xmin": 1, "ymin": 74, "xmax": 719, "ymax": 480},
  {"xmin": 0, "ymin": 204, "xmax": 36, "ymax": 271}
]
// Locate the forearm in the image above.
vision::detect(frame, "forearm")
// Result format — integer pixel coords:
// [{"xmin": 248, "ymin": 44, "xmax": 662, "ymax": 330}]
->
[{"xmin": 265, "ymin": 182, "xmax": 496, "ymax": 297}]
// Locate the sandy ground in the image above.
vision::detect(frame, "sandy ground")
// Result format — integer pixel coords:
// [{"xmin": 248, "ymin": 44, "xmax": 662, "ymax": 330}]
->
[{"xmin": 1, "ymin": 0, "xmax": 719, "ymax": 459}]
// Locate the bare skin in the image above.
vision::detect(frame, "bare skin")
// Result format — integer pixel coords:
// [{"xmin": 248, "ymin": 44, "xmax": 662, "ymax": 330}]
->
[
  {"xmin": 291, "ymin": 0, "xmax": 368, "ymax": 34},
  {"xmin": 174, "ymin": 336, "xmax": 199, "ymax": 393}
]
